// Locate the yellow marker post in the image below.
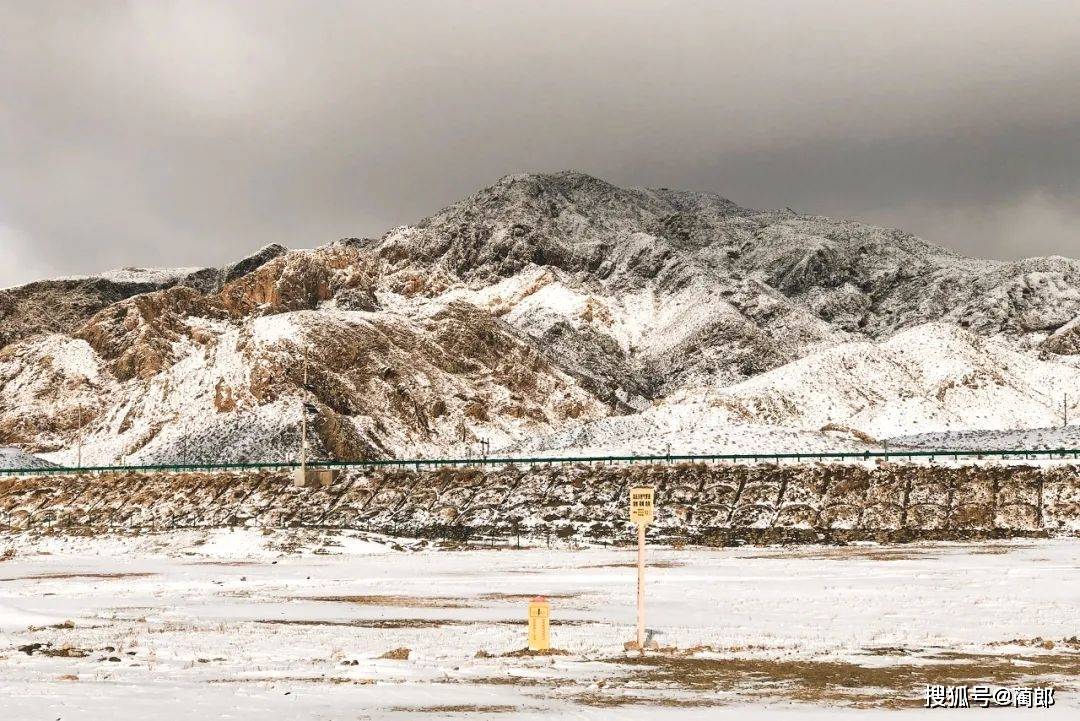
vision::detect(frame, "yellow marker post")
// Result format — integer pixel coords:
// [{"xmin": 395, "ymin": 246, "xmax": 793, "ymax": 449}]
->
[
  {"xmin": 629, "ymin": 486, "xmax": 654, "ymax": 650},
  {"xmin": 528, "ymin": 596, "xmax": 551, "ymax": 651}
]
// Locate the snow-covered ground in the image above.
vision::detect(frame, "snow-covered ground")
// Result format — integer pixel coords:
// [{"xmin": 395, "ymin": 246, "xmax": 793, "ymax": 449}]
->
[
  {"xmin": 1, "ymin": 530, "xmax": 1077, "ymax": 718},
  {"xmin": 888, "ymin": 426, "xmax": 1080, "ymax": 452}
]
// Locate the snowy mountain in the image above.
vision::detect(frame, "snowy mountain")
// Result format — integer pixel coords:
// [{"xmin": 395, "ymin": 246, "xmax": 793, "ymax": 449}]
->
[
  {"xmin": 381, "ymin": 172, "xmax": 1080, "ymax": 394},
  {"xmin": 1, "ymin": 171, "xmax": 1079, "ymax": 466}
]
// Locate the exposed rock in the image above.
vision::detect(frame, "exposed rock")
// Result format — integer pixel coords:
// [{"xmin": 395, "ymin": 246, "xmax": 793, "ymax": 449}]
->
[
  {"xmin": 0, "ymin": 274, "xmax": 203, "ymax": 351},
  {"xmin": 379, "ymin": 647, "xmax": 411, "ymax": 660},
  {"xmin": 75, "ymin": 286, "xmax": 224, "ymax": 381},
  {"xmin": 221, "ymin": 243, "xmax": 288, "ymax": 285},
  {"xmin": 334, "ymin": 287, "xmax": 380, "ymax": 312},
  {"xmin": 1041, "ymin": 315, "xmax": 1080, "ymax": 356}
]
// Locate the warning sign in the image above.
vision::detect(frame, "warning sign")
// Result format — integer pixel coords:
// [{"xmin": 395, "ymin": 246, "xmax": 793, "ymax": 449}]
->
[{"xmin": 629, "ymin": 486, "xmax": 654, "ymax": 525}]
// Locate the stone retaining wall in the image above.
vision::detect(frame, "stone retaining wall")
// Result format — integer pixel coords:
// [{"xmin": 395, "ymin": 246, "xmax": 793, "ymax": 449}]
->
[{"xmin": 2, "ymin": 462, "xmax": 1078, "ymax": 544}]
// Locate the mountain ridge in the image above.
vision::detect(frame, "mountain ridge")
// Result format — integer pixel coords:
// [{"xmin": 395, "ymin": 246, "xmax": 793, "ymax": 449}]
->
[{"xmin": 1, "ymin": 171, "xmax": 1078, "ymax": 466}]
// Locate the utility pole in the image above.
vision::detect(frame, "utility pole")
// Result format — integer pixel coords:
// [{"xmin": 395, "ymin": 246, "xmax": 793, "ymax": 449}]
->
[
  {"xmin": 76, "ymin": 404, "xmax": 83, "ymax": 468},
  {"xmin": 300, "ymin": 349, "xmax": 308, "ymax": 476},
  {"xmin": 171, "ymin": 412, "xmax": 188, "ymax": 467},
  {"xmin": 293, "ymin": 349, "xmax": 313, "ymax": 489}
]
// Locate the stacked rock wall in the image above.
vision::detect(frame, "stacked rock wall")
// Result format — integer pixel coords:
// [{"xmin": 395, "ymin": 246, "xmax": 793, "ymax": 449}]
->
[{"xmin": 1, "ymin": 462, "xmax": 1077, "ymax": 545}]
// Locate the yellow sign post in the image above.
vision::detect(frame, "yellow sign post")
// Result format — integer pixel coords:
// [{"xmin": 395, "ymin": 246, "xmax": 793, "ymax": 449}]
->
[
  {"xmin": 528, "ymin": 596, "xmax": 551, "ymax": 651},
  {"xmin": 629, "ymin": 486, "xmax": 654, "ymax": 651}
]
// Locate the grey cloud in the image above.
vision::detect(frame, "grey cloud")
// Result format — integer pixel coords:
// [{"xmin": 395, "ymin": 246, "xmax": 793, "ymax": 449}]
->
[{"xmin": 1, "ymin": 0, "xmax": 1078, "ymax": 286}]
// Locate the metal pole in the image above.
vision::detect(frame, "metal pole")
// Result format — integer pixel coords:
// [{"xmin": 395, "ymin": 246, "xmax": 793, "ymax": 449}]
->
[
  {"xmin": 76, "ymin": 404, "xmax": 83, "ymax": 468},
  {"xmin": 636, "ymin": 521, "xmax": 645, "ymax": 650},
  {"xmin": 300, "ymin": 350, "xmax": 308, "ymax": 477}
]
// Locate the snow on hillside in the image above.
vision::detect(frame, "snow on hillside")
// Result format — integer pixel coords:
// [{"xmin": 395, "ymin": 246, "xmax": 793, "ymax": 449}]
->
[
  {"xmin": 0, "ymin": 447, "xmax": 56, "ymax": 470},
  {"xmin": 33, "ymin": 315, "xmax": 315, "ymax": 466},
  {"xmin": 27, "ymin": 296, "xmax": 609, "ymax": 466},
  {"xmin": 441, "ymin": 263, "xmax": 845, "ymax": 394},
  {"xmin": 706, "ymin": 323, "xmax": 1079, "ymax": 436},
  {"xmin": 888, "ymin": 426, "xmax": 1080, "ymax": 452},
  {"xmin": 54, "ymin": 266, "xmax": 209, "ymax": 286},
  {"xmin": 510, "ymin": 323, "xmax": 1080, "ymax": 456},
  {"xmin": 0, "ymin": 337, "xmax": 113, "ymax": 462},
  {"xmin": 1, "ymin": 266, "xmax": 201, "ymax": 293},
  {"xmin": 500, "ymin": 399, "xmax": 876, "ymax": 458}
]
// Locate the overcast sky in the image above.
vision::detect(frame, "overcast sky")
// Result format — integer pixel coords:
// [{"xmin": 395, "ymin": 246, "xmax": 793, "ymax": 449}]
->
[{"xmin": 2, "ymin": 1, "xmax": 1078, "ymax": 287}]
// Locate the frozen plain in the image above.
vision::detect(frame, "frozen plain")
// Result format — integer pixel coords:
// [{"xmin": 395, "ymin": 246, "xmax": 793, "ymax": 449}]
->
[{"xmin": 1, "ymin": 530, "xmax": 1078, "ymax": 719}]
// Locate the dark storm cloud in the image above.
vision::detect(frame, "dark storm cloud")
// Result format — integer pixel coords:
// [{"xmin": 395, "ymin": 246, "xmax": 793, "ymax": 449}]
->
[{"xmin": 2, "ymin": 0, "xmax": 1078, "ymax": 287}]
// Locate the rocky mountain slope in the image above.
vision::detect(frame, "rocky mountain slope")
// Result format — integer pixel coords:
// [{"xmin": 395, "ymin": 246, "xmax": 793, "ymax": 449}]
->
[
  {"xmin": 382, "ymin": 172, "xmax": 1080, "ymax": 394},
  {"xmin": 1, "ymin": 171, "xmax": 1078, "ymax": 466},
  {"xmin": 0, "ymin": 244, "xmax": 288, "ymax": 351}
]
